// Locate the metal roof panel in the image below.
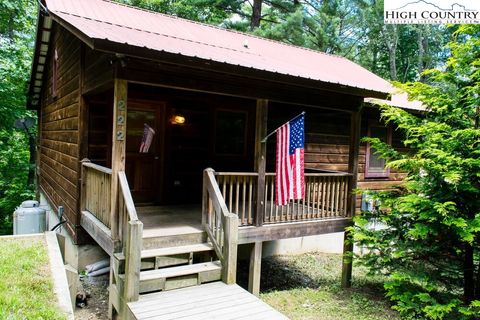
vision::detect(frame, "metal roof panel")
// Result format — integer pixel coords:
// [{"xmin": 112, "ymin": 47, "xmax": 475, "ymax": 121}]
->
[{"xmin": 44, "ymin": 0, "xmax": 393, "ymax": 96}]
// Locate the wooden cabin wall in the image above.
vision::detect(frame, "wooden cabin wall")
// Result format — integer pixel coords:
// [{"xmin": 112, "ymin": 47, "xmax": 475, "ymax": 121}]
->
[
  {"xmin": 267, "ymin": 103, "xmax": 354, "ymax": 172},
  {"xmin": 83, "ymin": 46, "xmax": 114, "ymax": 94},
  {"xmin": 39, "ymin": 25, "xmax": 82, "ymax": 241}
]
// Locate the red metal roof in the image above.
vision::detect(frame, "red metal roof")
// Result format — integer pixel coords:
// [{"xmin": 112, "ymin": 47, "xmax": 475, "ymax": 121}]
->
[{"xmin": 43, "ymin": 0, "xmax": 392, "ymax": 97}]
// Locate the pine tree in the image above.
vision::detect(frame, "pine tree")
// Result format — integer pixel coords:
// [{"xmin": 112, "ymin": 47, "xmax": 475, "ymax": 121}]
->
[{"xmin": 354, "ymin": 25, "xmax": 480, "ymax": 319}]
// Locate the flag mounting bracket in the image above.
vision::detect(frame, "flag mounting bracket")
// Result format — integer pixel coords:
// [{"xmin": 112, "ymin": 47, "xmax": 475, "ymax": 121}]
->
[{"xmin": 261, "ymin": 111, "xmax": 305, "ymax": 143}]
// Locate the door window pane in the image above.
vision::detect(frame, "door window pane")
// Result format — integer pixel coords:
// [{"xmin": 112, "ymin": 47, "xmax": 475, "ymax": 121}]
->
[{"xmin": 126, "ymin": 110, "xmax": 156, "ymax": 153}]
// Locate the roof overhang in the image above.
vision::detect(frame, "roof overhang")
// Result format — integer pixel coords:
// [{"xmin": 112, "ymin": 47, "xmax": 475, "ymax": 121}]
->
[
  {"xmin": 365, "ymin": 90, "xmax": 426, "ymax": 112},
  {"xmin": 27, "ymin": 10, "xmax": 53, "ymax": 110}
]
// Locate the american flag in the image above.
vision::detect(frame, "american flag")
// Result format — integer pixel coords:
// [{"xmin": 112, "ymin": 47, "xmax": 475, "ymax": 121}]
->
[{"xmin": 275, "ymin": 114, "xmax": 305, "ymax": 205}]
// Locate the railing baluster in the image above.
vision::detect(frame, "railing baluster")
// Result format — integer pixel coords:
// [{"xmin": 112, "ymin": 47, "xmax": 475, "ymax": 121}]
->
[
  {"xmin": 235, "ymin": 176, "xmax": 240, "ymax": 215},
  {"xmin": 270, "ymin": 176, "xmax": 275, "ymax": 223},
  {"xmin": 335, "ymin": 177, "xmax": 341, "ymax": 217},
  {"xmin": 222, "ymin": 176, "xmax": 227, "ymax": 205},
  {"xmin": 241, "ymin": 176, "xmax": 246, "ymax": 225},
  {"xmin": 228, "ymin": 176, "xmax": 232, "ymax": 212},
  {"xmin": 344, "ymin": 177, "xmax": 348, "ymax": 216},
  {"xmin": 248, "ymin": 176, "xmax": 253, "ymax": 224},
  {"xmin": 263, "ymin": 177, "xmax": 268, "ymax": 223},
  {"xmin": 340, "ymin": 177, "xmax": 345, "ymax": 217}
]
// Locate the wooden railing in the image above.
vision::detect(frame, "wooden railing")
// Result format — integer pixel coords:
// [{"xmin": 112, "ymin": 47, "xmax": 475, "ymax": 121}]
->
[
  {"xmin": 81, "ymin": 160, "xmax": 142, "ymax": 305},
  {"xmin": 117, "ymin": 171, "xmax": 143, "ymax": 303},
  {"xmin": 215, "ymin": 173, "xmax": 256, "ymax": 226},
  {"xmin": 81, "ymin": 160, "xmax": 112, "ymax": 227},
  {"xmin": 214, "ymin": 171, "xmax": 352, "ymax": 226},
  {"xmin": 202, "ymin": 168, "xmax": 238, "ymax": 284},
  {"xmin": 263, "ymin": 173, "xmax": 351, "ymax": 223}
]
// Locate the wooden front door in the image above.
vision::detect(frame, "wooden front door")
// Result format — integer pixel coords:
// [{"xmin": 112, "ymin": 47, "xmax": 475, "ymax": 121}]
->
[{"xmin": 126, "ymin": 101, "xmax": 165, "ymax": 204}]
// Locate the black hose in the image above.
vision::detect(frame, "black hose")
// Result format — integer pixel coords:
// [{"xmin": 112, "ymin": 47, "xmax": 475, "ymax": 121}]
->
[
  {"xmin": 50, "ymin": 220, "xmax": 66, "ymax": 231},
  {"xmin": 51, "ymin": 205, "xmax": 65, "ymax": 231}
]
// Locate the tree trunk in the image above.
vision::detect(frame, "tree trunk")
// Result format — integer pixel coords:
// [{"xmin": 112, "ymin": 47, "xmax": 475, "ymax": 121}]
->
[
  {"xmin": 389, "ymin": 47, "xmax": 397, "ymax": 81},
  {"xmin": 417, "ymin": 26, "xmax": 430, "ymax": 82},
  {"xmin": 250, "ymin": 0, "xmax": 262, "ymax": 30},
  {"xmin": 383, "ymin": 25, "xmax": 398, "ymax": 81},
  {"xmin": 476, "ymin": 253, "xmax": 480, "ymax": 300},
  {"xmin": 464, "ymin": 243, "xmax": 475, "ymax": 303},
  {"xmin": 371, "ymin": 47, "xmax": 378, "ymax": 75}
]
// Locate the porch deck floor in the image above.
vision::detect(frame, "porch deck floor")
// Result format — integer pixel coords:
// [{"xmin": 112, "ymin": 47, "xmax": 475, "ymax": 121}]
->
[
  {"xmin": 127, "ymin": 281, "xmax": 289, "ymax": 320},
  {"xmin": 136, "ymin": 205, "xmax": 203, "ymax": 238}
]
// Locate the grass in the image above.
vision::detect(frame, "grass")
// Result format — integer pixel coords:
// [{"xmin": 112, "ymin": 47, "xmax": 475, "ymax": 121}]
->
[
  {"xmin": 0, "ymin": 236, "xmax": 66, "ymax": 320},
  {"xmin": 242, "ymin": 253, "xmax": 399, "ymax": 320}
]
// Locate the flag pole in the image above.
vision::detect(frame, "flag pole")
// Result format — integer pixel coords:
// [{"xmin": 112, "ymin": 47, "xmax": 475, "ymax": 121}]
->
[{"xmin": 261, "ymin": 111, "xmax": 305, "ymax": 143}]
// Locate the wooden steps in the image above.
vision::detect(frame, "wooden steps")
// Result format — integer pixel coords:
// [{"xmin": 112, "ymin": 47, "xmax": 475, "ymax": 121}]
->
[
  {"xmin": 141, "ymin": 243, "xmax": 214, "ymax": 258},
  {"xmin": 142, "ymin": 231, "xmax": 207, "ymax": 249},
  {"xmin": 115, "ymin": 240, "xmax": 220, "ymax": 294},
  {"xmin": 141, "ymin": 261, "xmax": 221, "ymax": 281},
  {"xmin": 127, "ymin": 282, "xmax": 289, "ymax": 320},
  {"xmin": 137, "ymin": 261, "xmax": 222, "ymax": 293},
  {"xmin": 115, "ymin": 243, "xmax": 214, "ymax": 260}
]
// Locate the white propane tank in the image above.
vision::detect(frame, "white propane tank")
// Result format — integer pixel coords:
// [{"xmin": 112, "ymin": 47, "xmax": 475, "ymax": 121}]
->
[{"xmin": 13, "ymin": 200, "xmax": 46, "ymax": 235}]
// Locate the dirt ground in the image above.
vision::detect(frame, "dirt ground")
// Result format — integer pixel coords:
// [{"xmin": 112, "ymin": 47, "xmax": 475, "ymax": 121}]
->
[{"xmin": 74, "ymin": 273, "xmax": 110, "ymax": 320}]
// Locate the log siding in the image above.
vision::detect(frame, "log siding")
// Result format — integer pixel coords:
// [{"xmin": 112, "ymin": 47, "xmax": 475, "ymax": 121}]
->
[{"xmin": 39, "ymin": 25, "xmax": 82, "ymax": 241}]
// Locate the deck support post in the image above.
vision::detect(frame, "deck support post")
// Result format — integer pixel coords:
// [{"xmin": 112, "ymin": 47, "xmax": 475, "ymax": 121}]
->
[
  {"xmin": 341, "ymin": 104, "xmax": 363, "ymax": 288},
  {"xmin": 110, "ymin": 78, "xmax": 128, "ymax": 240},
  {"xmin": 248, "ymin": 241, "xmax": 263, "ymax": 296},
  {"xmin": 254, "ymin": 99, "xmax": 268, "ymax": 226}
]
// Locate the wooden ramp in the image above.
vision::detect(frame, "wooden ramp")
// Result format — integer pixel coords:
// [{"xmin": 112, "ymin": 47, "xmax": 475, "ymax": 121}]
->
[{"xmin": 127, "ymin": 282, "xmax": 289, "ymax": 320}]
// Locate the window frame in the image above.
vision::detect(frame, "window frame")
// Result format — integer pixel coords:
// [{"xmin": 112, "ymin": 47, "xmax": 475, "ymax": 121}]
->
[
  {"xmin": 365, "ymin": 121, "xmax": 392, "ymax": 178},
  {"xmin": 52, "ymin": 48, "xmax": 59, "ymax": 98},
  {"xmin": 214, "ymin": 108, "xmax": 249, "ymax": 157}
]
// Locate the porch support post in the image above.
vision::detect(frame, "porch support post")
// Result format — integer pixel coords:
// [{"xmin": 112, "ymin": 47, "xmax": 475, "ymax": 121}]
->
[
  {"xmin": 248, "ymin": 241, "xmax": 263, "ymax": 296},
  {"xmin": 254, "ymin": 99, "xmax": 268, "ymax": 227},
  {"xmin": 110, "ymin": 78, "xmax": 128, "ymax": 240},
  {"xmin": 341, "ymin": 104, "xmax": 363, "ymax": 288}
]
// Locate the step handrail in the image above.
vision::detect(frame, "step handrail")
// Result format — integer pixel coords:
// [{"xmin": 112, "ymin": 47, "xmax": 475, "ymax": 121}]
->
[
  {"xmin": 118, "ymin": 171, "xmax": 143, "ymax": 304},
  {"xmin": 202, "ymin": 168, "xmax": 238, "ymax": 284},
  {"xmin": 118, "ymin": 171, "xmax": 139, "ymax": 222}
]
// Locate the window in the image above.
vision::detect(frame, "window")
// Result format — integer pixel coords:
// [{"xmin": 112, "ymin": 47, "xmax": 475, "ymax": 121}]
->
[
  {"xmin": 215, "ymin": 110, "xmax": 247, "ymax": 156},
  {"xmin": 52, "ymin": 48, "xmax": 59, "ymax": 98},
  {"xmin": 365, "ymin": 123, "xmax": 392, "ymax": 178}
]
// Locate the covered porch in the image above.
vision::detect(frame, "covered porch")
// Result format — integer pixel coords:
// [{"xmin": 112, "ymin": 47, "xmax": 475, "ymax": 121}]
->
[
  {"xmin": 78, "ymin": 76, "xmax": 362, "ymax": 303},
  {"xmin": 80, "ymin": 78, "xmax": 360, "ymax": 240}
]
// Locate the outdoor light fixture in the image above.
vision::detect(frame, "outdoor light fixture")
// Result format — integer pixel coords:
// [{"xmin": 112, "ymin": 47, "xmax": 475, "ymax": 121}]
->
[{"xmin": 170, "ymin": 114, "xmax": 186, "ymax": 125}]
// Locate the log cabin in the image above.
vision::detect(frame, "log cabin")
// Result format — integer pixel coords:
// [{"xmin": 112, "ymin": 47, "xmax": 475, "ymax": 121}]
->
[{"xmin": 28, "ymin": 0, "xmax": 420, "ymax": 318}]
